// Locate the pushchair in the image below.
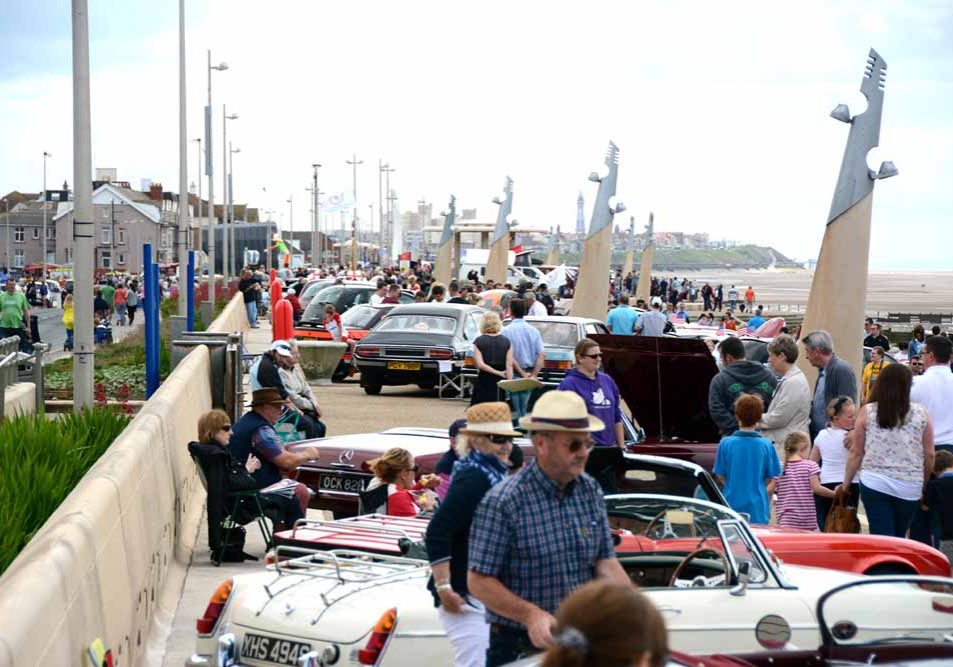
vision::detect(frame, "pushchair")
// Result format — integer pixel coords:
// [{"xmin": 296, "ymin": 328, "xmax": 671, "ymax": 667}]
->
[{"xmin": 94, "ymin": 318, "xmax": 113, "ymax": 344}]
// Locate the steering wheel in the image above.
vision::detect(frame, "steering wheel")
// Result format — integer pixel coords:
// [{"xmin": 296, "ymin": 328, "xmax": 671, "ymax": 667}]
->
[
  {"xmin": 644, "ymin": 509, "xmax": 697, "ymax": 540},
  {"xmin": 669, "ymin": 548, "xmax": 730, "ymax": 588}
]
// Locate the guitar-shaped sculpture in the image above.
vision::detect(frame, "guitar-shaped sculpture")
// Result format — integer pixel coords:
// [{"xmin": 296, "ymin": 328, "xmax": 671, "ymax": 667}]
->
[
  {"xmin": 799, "ymin": 48, "xmax": 897, "ymax": 386},
  {"xmin": 634, "ymin": 212, "xmax": 654, "ymax": 304},
  {"xmin": 433, "ymin": 195, "xmax": 456, "ymax": 285},
  {"xmin": 485, "ymin": 177, "xmax": 514, "ymax": 285},
  {"xmin": 573, "ymin": 141, "xmax": 625, "ymax": 319}
]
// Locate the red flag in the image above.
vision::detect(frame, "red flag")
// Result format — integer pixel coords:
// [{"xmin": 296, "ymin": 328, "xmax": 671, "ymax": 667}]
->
[{"xmin": 510, "ymin": 244, "xmax": 523, "ymax": 254}]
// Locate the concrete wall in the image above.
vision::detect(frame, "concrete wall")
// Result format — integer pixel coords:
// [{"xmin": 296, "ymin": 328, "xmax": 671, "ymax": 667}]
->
[
  {"xmin": 2, "ymin": 383, "xmax": 35, "ymax": 418},
  {"xmin": 0, "ymin": 293, "xmax": 247, "ymax": 667}
]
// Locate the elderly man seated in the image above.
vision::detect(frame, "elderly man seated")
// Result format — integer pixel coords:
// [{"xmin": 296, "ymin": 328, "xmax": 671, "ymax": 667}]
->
[
  {"xmin": 250, "ymin": 340, "xmax": 321, "ymax": 439},
  {"xmin": 278, "ymin": 339, "xmax": 327, "ymax": 438},
  {"xmin": 228, "ymin": 388, "xmax": 320, "ymax": 524}
]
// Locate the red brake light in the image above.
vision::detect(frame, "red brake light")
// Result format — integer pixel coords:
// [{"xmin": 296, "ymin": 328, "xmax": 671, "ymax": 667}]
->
[
  {"xmin": 427, "ymin": 349, "xmax": 453, "ymax": 360},
  {"xmin": 357, "ymin": 607, "xmax": 397, "ymax": 664},
  {"xmin": 196, "ymin": 578, "xmax": 233, "ymax": 635},
  {"xmin": 358, "ymin": 346, "xmax": 381, "ymax": 357}
]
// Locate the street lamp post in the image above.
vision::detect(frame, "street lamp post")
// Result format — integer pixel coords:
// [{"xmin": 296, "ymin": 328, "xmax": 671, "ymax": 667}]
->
[
  {"xmin": 286, "ymin": 195, "xmax": 293, "ymax": 268},
  {"xmin": 229, "ymin": 144, "xmax": 240, "ymax": 275},
  {"xmin": 206, "ymin": 51, "xmax": 228, "ymax": 309},
  {"xmin": 194, "ymin": 138, "xmax": 202, "ymax": 259},
  {"xmin": 222, "ymin": 106, "xmax": 238, "ymax": 284},
  {"xmin": 42, "ymin": 151, "xmax": 51, "ymax": 286},
  {"xmin": 346, "ymin": 154, "xmax": 362, "ymax": 270},
  {"xmin": 382, "ymin": 163, "xmax": 395, "ymax": 263},
  {"xmin": 311, "ymin": 163, "xmax": 321, "ymax": 266},
  {"xmin": 176, "ymin": 0, "xmax": 188, "ymax": 317}
]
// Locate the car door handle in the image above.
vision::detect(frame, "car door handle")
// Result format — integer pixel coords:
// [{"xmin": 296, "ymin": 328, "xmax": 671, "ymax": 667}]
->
[{"xmin": 656, "ymin": 606, "xmax": 682, "ymax": 615}]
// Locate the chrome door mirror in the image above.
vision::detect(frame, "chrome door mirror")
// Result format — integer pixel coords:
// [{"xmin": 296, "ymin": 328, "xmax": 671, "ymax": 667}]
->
[{"xmin": 730, "ymin": 560, "xmax": 751, "ymax": 597}]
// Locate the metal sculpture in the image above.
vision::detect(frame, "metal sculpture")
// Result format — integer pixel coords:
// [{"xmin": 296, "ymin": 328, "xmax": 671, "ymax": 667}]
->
[
  {"xmin": 798, "ymin": 48, "xmax": 896, "ymax": 384},
  {"xmin": 485, "ymin": 177, "xmax": 514, "ymax": 285},
  {"xmin": 433, "ymin": 195, "xmax": 456, "ymax": 285},
  {"xmin": 634, "ymin": 212, "xmax": 654, "ymax": 304},
  {"xmin": 573, "ymin": 142, "xmax": 625, "ymax": 319},
  {"xmin": 546, "ymin": 225, "xmax": 561, "ymax": 266},
  {"xmin": 622, "ymin": 216, "xmax": 636, "ymax": 278}
]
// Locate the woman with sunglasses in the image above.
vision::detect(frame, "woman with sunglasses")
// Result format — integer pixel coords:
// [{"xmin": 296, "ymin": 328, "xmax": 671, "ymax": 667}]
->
[
  {"xmin": 558, "ymin": 338, "xmax": 625, "ymax": 492},
  {"xmin": 367, "ymin": 447, "xmax": 440, "ymax": 516},
  {"xmin": 425, "ymin": 402, "xmax": 520, "ymax": 667}
]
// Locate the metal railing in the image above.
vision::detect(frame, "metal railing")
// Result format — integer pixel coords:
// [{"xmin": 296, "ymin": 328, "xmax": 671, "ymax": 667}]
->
[{"xmin": 0, "ymin": 336, "xmax": 48, "ymax": 418}]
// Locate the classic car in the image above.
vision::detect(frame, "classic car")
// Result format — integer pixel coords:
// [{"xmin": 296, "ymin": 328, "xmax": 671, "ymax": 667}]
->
[
  {"xmin": 594, "ymin": 334, "xmax": 721, "ymax": 471},
  {"xmin": 353, "ymin": 303, "xmax": 486, "ymax": 395},
  {"xmin": 189, "ymin": 495, "xmax": 953, "ymax": 666},
  {"xmin": 300, "ymin": 282, "xmax": 414, "ymax": 321},
  {"xmin": 461, "ymin": 315, "xmax": 610, "ymax": 387},
  {"xmin": 293, "ymin": 304, "xmax": 395, "ymax": 380},
  {"xmin": 477, "ymin": 288, "xmax": 518, "ymax": 318},
  {"xmin": 506, "ymin": 577, "xmax": 953, "ymax": 666},
  {"xmin": 613, "ymin": 454, "xmax": 951, "ymax": 577}
]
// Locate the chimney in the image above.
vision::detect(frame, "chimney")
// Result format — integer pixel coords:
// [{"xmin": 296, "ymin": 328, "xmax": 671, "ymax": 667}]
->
[{"xmin": 149, "ymin": 182, "xmax": 163, "ymax": 202}]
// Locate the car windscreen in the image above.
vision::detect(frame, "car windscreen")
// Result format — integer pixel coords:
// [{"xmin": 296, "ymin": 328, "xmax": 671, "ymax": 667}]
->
[
  {"xmin": 341, "ymin": 306, "xmax": 381, "ymax": 329},
  {"xmin": 375, "ymin": 315, "xmax": 457, "ymax": 334},
  {"xmin": 525, "ymin": 321, "xmax": 578, "ymax": 348},
  {"xmin": 302, "ymin": 285, "xmax": 343, "ymax": 320}
]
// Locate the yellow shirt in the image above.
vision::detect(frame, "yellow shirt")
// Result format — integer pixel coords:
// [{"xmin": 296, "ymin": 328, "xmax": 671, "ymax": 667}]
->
[{"xmin": 62, "ymin": 304, "xmax": 74, "ymax": 329}]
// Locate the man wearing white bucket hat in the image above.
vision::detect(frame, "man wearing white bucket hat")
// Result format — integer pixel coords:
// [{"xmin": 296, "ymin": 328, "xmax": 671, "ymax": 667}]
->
[{"xmin": 468, "ymin": 391, "xmax": 628, "ymax": 667}]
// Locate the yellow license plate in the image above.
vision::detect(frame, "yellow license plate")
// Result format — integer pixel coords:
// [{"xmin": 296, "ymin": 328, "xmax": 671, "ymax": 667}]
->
[{"xmin": 387, "ymin": 361, "xmax": 421, "ymax": 371}]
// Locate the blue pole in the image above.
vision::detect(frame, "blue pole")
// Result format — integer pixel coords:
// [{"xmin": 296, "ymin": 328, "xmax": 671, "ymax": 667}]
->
[
  {"xmin": 186, "ymin": 250, "xmax": 195, "ymax": 331},
  {"xmin": 144, "ymin": 244, "xmax": 159, "ymax": 397},
  {"xmin": 153, "ymin": 259, "xmax": 160, "ymax": 375}
]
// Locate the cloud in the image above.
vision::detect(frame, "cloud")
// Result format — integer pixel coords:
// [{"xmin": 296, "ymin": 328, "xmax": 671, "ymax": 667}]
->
[{"xmin": 1, "ymin": 0, "xmax": 951, "ymax": 269}]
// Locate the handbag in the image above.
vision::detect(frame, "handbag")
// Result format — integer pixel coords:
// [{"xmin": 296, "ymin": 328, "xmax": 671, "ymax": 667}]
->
[{"xmin": 824, "ymin": 495, "xmax": 861, "ymax": 533}]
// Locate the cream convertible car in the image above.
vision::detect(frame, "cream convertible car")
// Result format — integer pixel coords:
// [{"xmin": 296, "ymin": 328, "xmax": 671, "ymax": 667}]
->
[{"xmin": 186, "ymin": 493, "xmax": 953, "ymax": 667}]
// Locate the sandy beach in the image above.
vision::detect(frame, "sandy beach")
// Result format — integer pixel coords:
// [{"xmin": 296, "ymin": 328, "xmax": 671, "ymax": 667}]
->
[{"xmin": 670, "ymin": 269, "xmax": 953, "ymax": 316}]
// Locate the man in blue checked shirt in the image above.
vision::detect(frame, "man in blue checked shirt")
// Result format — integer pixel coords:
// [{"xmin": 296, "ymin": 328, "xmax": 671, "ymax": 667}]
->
[{"xmin": 468, "ymin": 391, "xmax": 629, "ymax": 667}]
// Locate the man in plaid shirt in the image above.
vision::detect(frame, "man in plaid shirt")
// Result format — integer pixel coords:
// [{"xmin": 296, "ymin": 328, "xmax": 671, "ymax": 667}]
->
[{"xmin": 468, "ymin": 391, "xmax": 629, "ymax": 667}]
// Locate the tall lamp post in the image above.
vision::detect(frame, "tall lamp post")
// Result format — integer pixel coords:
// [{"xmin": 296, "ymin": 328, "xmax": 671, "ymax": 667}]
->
[
  {"xmin": 42, "ymin": 151, "xmax": 51, "ymax": 286},
  {"xmin": 286, "ymin": 195, "xmax": 293, "ymax": 268},
  {"xmin": 346, "ymin": 154, "xmax": 362, "ymax": 270},
  {"xmin": 176, "ymin": 0, "xmax": 188, "ymax": 317},
  {"xmin": 311, "ymin": 163, "xmax": 321, "ymax": 266},
  {"xmin": 222, "ymin": 106, "xmax": 238, "ymax": 285},
  {"xmin": 206, "ymin": 51, "xmax": 228, "ymax": 309},
  {"xmin": 193, "ymin": 138, "xmax": 202, "ymax": 259},
  {"xmin": 381, "ymin": 163, "xmax": 395, "ymax": 263},
  {"xmin": 229, "ymin": 144, "xmax": 240, "ymax": 275}
]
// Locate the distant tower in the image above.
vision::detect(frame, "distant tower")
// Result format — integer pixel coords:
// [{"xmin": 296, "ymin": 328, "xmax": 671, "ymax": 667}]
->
[{"xmin": 575, "ymin": 191, "xmax": 585, "ymax": 235}]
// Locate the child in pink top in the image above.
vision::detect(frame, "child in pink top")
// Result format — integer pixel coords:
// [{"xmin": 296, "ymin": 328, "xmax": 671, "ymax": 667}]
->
[{"xmin": 771, "ymin": 432, "xmax": 835, "ymax": 530}]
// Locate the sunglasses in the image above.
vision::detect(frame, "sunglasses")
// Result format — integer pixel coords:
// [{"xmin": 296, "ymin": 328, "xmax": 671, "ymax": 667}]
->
[
  {"xmin": 219, "ymin": 424, "xmax": 232, "ymax": 432},
  {"xmin": 488, "ymin": 434, "xmax": 514, "ymax": 444},
  {"xmin": 582, "ymin": 353, "xmax": 602, "ymax": 359},
  {"xmin": 567, "ymin": 438, "xmax": 597, "ymax": 453},
  {"xmin": 405, "ymin": 464, "xmax": 420, "ymax": 473}
]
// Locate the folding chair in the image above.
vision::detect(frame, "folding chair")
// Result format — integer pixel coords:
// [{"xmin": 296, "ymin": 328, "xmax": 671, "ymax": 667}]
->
[
  {"xmin": 358, "ymin": 484, "xmax": 389, "ymax": 516},
  {"xmin": 188, "ymin": 444, "xmax": 274, "ymax": 565}
]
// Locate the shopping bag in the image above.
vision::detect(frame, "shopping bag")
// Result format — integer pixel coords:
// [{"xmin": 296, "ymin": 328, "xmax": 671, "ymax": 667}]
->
[{"xmin": 824, "ymin": 495, "xmax": 861, "ymax": 533}]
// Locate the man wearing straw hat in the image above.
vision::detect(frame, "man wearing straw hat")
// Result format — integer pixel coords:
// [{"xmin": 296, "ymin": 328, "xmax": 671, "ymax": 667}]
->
[{"xmin": 468, "ymin": 391, "xmax": 628, "ymax": 667}]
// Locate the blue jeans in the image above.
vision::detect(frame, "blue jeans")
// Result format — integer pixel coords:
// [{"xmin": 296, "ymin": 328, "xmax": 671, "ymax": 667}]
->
[
  {"xmin": 860, "ymin": 482, "xmax": 918, "ymax": 538},
  {"xmin": 244, "ymin": 300, "xmax": 258, "ymax": 327},
  {"xmin": 509, "ymin": 390, "xmax": 531, "ymax": 421}
]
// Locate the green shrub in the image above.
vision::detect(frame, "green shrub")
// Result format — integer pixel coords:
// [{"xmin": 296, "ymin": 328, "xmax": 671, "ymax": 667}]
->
[{"xmin": 0, "ymin": 409, "xmax": 131, "ymax": 574}]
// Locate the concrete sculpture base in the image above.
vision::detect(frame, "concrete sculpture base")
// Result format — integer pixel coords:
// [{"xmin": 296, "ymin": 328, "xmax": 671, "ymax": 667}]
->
[
  {"xmin": 433, "ymin": 244, "xmax": 452, "ymax": 286},
  {"xmin": 485, "ymin": 236, "xmax": 509, "ymax": 286},
  {"xmin": 573, "ymin": 223, "xmax": 613, "ymax": 320},
  {"xmin": 635, "ymin": 245, "xmax": 654, "ymax": 304},
  {"xmin": 297, "ymin": 340, "xmax": 347, "ymax": 386},
  {"xmin": 797, "ymin": 192, "xmax": 873, "ymax": 386}
]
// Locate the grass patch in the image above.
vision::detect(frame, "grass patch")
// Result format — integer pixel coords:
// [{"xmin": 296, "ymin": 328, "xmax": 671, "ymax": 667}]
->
[
  {"xmin": 0, "ymin": 408, "xmax": 131, "ymax": 575},
  {"xmin": 45, "ymin": 298, "xmax": 227, "ymax": 400}
]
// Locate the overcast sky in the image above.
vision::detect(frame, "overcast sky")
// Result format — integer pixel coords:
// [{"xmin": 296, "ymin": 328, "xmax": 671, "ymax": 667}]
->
[{"xmin": 1, "ymin": 0, "xmax": 951, "ymax": 270}]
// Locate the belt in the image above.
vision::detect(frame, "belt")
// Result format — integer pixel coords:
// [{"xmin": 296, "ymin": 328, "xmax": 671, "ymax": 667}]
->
[{"xmin": 490, "ymin": 623, "xmax": 528, "ymax": 636}]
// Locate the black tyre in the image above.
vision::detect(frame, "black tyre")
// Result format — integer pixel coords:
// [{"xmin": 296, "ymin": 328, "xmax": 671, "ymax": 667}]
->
[{"xmin": 364, "ymin": 384, "xmax": 382, "ymax": 395}]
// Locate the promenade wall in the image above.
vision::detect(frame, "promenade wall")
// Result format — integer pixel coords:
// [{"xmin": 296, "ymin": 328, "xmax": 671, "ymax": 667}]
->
[
  {"xmin": 0, "ymin": 293, "xmax": 247, "ymax": 667},
  {"xmin": 2, "ymin": 382, "xmax": 35, "ymax": 417}
]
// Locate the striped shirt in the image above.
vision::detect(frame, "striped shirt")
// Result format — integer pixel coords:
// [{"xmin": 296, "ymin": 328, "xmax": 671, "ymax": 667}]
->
[
  {"xmin": 468, "ymin": 461, "xmax": 614, "ymax": 629},
  {"xmin": 774, "ymin": 459, "xmax": 821, "ymax": 531}
]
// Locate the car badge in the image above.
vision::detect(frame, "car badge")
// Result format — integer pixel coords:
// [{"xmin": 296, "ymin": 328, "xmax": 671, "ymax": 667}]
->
[{"xmin": 338, "ymin": 449, "xmax": 354, "ymax": 464}]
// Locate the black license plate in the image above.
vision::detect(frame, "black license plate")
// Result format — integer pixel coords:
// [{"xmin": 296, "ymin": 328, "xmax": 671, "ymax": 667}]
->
[
  {"xmin": 240, "ymin": 633, "xmax": 311, "ymax": 666},
  {"xmin": 319, "ymin": 472, "xmax": 366, "ymax": 493}
]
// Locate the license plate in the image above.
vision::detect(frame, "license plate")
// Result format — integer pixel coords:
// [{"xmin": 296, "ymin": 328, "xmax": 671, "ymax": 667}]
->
[
  {"xmin": 387, "ymin": 361, "xmax": 421, "ymax": 371},
  {"xmin": 240, "ymin": 633, "xmax": 311, "ymax": 666},
  {"xmin": 320, "ymin": 473, "xmax": 366, "ymax": 493}
]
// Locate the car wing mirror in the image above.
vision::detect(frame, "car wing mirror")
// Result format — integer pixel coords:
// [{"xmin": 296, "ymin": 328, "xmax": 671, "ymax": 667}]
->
[{"xmin": 730, "ymin": 561, "xmax": 751, "ymax": 597}]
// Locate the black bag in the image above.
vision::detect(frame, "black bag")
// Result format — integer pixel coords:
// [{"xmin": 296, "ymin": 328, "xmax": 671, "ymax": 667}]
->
[
  {"xmin": 217, "ymin": 526, "xmax": 258, "ymax": 563},
  {"xmin": 226, "ymin": 458, "xmax": 259, "ymax": 492}
]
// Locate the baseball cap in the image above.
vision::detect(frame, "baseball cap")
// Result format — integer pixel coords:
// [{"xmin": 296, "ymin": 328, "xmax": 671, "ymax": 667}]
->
[
  {"xmin": 448, "ymin": 418, "xmax": 467, "ymax": 439},
  {"xmin": 270, "ymin": 340, "xmax": 293, "ymax": 358}
]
